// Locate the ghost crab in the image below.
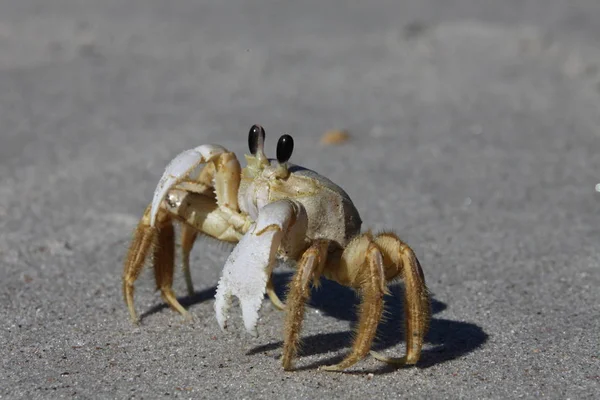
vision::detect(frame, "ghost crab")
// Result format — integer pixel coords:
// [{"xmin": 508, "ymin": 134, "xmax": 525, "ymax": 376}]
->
[{"xmin": 123, "ymin": 125, "xmax": 430, "ymax": 371}]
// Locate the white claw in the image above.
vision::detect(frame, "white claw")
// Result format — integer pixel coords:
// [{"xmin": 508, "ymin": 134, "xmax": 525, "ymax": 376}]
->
[
  {"xmin": 214, "ymin": 200, "xmax": 301, "ymax": 337},
  {"xmin": 150, "ymin": 144, "xmax": 227, "ymax": 226}
]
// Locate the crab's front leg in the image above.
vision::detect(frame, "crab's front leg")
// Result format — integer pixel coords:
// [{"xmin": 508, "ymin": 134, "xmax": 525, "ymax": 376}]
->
[
  {"xmin": 123, "ymin": 144, "xmax": 246, "ymax": 323},
  {"xmin": 150, "ymin": 144, "xmax": 243, "ymax": 226},
  {"xmin": 123, "ymin": 204, "xmax": 184, "ymax": 323},
  {"xmin": 214, "ymin": 199, "xmax": 308, "ymax": 337}
]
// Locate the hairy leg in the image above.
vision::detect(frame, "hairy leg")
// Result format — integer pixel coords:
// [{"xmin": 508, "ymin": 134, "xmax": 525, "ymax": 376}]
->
[
  {"xmin": 370, "ymin": 232, "xmax": 430, "ymax": 365},
  {"xmin": 122, "ymin": 196, "xmax": 235, "ymax": 323},
  {"xmin": 122, "ymin": 206, "xmax": 157, "ymax": 323},
  {"xmin": 153, "ymin": 217, "xmax": 189, "ymax": 319},
  {"xmin": 321, "ymin": 240, "xmax": 386, "ymax": 371},
  {"xmin": 282, "ymin": 240, "xmax": 329, "ymax": 370}
]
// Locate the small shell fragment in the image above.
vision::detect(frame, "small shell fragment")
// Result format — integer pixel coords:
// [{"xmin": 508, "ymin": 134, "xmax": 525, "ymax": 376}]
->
[{"xmin": 320, "ymin": 129, "xmax": 350, "ymax": 145}]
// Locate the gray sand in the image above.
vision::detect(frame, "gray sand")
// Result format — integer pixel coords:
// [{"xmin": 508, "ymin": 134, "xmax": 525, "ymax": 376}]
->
[{"xmin": 1, "ymin": 1, "xmax": 599, "ymax": 399}]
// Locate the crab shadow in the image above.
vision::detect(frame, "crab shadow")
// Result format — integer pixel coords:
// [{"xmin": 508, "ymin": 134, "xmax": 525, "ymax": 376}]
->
[
  {"xmin": 138, "ymin": 271, "xmax": 487, "ymax": 373},
  {"xmin": 139, "ymin": 287, "xmax": 216, "ymax": 322},
  {"xmin": 246, "ymin": 272, "xmax": 488, "ymax": 373}
]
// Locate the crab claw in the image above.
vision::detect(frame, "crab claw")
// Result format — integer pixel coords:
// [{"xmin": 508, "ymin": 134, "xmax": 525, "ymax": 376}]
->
[
  {"xmin": 214, "ymin": 200, "xmax": 305, "ymax": 337},
  {"xmin": 150, "ymin": 144, "xmax": 227, "ymax": 226}
]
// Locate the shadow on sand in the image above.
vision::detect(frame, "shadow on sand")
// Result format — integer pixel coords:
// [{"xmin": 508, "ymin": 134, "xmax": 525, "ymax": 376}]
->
[
  {"xmin": 139, "ymin": 271, "xmax": 487, "ymax": 373},
  {"xmin": 252, "ymin": 272, "xmax": 488, "ymax": 373}
]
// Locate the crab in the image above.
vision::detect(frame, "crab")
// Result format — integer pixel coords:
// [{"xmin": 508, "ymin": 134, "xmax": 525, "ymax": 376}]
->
[{"xmin": 122, "ymin": 125, "xmax": 430, "ymax": 371}]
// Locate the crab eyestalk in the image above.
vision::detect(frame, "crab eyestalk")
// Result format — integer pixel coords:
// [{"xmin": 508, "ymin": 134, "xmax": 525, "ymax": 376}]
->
[
  {"xmin": 247, "ymin": 124, "xmax": 270, "ymax": 170},
  {"xmin": 274, "ymin": 134, "xmax": 294, "ymax": 178}
]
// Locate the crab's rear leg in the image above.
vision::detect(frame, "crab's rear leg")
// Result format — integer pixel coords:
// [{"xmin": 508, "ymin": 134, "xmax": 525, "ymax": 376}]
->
[
  {"xmin": 370, "ymin": 233, "xmax": 430, "ymax": 366},
  {"xmin": 320, "ymin": 236, "xmax": 388, "ymax": 371}
]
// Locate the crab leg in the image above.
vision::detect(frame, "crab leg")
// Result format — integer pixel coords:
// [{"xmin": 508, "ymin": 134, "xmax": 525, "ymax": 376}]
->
[
  {"xmin": 214, "ymin": 199, "xmax": 308, "ymax": 337},
  {"xmin": 123, "ymin": 144, "xmax": 244, "ymax": 318},
  {"xmin": 370, "ymin": 233, "xmax": 430, "ymax": 365},
  {"xmin": 123, "ymin": 204, "xmax": 190, "ymax": 322},
  {"xmin": 123, "ymin": 190, "xmax": 243, "ymax": 323},
  {"xmin": 180, "ymin": 224, "xmax": 198, "ymax": 296},
  {"xmin": 123, "ymin": 205, "xmax": 156, "ymax": 323},
  {"xmin": 266, "ymin": 278, "xmax": 286, "ymax": 311},
  {"xmin": 320, "ymin": 241, "xmax": 387, "ymax": 371},
  {"xmin": 179, "ymin": 214, "xmax": 288, "ymax": 310},
  {"xmin": 152, "ymin": 214, "xmax": 190, "ymax": 318},
  {"xmin": 282, "ymin": 240, "xmax": 330, "ymax": 370}
]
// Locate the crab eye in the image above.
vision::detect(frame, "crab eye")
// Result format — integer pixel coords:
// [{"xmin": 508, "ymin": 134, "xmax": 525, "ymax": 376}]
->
[
  {"xmin": 248, "ymin": 124, "xmax": 265, "ymax": 155},
  {"xmin": 276, "ymin": 134, "xmax": 294, "ymax": 163}
]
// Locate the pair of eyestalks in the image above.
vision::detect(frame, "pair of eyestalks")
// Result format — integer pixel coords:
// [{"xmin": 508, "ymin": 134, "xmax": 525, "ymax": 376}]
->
[{"xmin": 248, "ymin": 125, "xmax": 294, "ymax": 164}]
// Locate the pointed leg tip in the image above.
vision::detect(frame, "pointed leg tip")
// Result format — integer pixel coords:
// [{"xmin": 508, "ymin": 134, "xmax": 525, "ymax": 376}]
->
[
  {"xmin": 370, "ymin": 351, "xmax": 409, "ymax": 365},
  {"xmin": 266, "ymin": 280, "xmax": 287, "ymax": 311},
  {"xmin": 269, "ymin": 296, "xmax": 286, "ymax": 311},
  {"xmin": 181, "ymin": 311, "xmax": 194, "ymax": 322},
  {"xmin": 127, "ymin": 307, "xmax": 140, "ymax": 326},
  {"xmin": 318, "ymin": 364, "xmax": 345, "ymax": 372}
]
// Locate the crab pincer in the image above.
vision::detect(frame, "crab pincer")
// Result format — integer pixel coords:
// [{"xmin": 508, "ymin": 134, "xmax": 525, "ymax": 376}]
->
[
  {"xmin": 214, "ymin": 199, "xmax": 307, "ymax": 337},
  {"xmin": 150, "ymin": 145, "xmax": 229, "ymax": 226}
]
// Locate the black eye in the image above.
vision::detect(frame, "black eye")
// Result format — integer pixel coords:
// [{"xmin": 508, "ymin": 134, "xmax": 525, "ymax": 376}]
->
[
  {"xmin": 276, "ymin": 134, "xmax": 294, "ymax": 163},
  {"xmin": 248, "ymin": 124, "xmax": 265, "ymax": 155}
]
